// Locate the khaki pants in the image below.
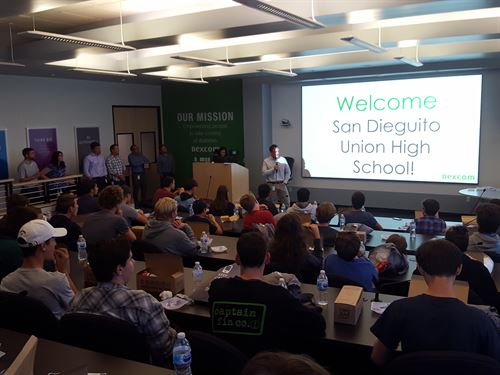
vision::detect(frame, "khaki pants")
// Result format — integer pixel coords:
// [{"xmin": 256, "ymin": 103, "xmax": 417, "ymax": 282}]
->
[{"xmin": 268, "ymin": 182, "xmax": 290, "ymax": 208}]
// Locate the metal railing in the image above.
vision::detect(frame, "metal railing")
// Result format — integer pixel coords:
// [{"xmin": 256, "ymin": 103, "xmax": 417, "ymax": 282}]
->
[{"xmin": 0, "ymin": 179, "xmax": 15, "ymax": 216}]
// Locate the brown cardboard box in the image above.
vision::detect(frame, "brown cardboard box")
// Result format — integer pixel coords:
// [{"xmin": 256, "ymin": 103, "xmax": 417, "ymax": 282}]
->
[
  {"xmin": 136, "ymin": 253, "xmax": 184, "ymax": 297},
  {"xmin": 408, "ymin": 275, "xmax": 469, "ymax": 303},
  {"xmin": 334, "ymin": 285, "xmax": 364, "ymax": 325}
]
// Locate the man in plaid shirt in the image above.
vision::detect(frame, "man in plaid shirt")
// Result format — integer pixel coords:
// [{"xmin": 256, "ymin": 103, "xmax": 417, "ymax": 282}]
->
[
  {"xmin": 68, "ymin": 238, "xmax": 176, "ymax": 365},
  {"xmin": 105, "ymin": 144, "xmax": 126, "ymax": 185},
  {"xmin": 415, "ymin": 198, "xmax": 447, "ymax": 235}
]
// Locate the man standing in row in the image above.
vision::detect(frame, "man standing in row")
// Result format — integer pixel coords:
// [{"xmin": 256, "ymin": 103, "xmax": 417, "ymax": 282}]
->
[
  {"xmin": 106, "ymin": 144, "xmax": 126, "ymax": 186},
  {"xmin": 83, "ymin": 142, "xmax": 107, "ymax": 190},
  {"xmin": 157, "ymin": 144, "xmax": 175, "ymax": 185},
  {"xmin": 128, "ymin": 144, "xmax": 149, "ymax": 207},
  {"xmin": 262, "ymin": 144, "xmax": 291, "ymax": 207}
]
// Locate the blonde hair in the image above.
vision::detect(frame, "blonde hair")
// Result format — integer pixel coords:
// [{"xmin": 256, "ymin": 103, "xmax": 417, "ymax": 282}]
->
[
  {"xmin": 154, "ymin": 197, "xmax": 177, "ymax": 220},
  {"xmin": 240, "ymin": 193, "xmax": 257, "ymax": 213}
]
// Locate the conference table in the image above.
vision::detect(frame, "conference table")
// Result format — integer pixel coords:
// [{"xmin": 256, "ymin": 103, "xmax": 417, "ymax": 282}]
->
[{"xmin": 0, "ymin": 328, "xmax": 172, "ymax": 375}]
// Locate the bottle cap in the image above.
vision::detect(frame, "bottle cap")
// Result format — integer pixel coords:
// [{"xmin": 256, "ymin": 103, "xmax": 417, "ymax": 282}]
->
[
  {"xmin": 177, "ymin": 332, "xmax": 186, "ymax": 339},
  {"xmin": 320, "ymin": 270, "xmax": 326, "ymax": 274},
  {"xmin": 195, "ymin": 261, "xmax": 200, "ymax": 266}
]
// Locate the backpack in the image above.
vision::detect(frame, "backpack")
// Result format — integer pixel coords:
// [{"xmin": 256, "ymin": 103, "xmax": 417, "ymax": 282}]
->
[{"xmin": 368, "ymin": 243, "xmax": 409, "ymax": 276}]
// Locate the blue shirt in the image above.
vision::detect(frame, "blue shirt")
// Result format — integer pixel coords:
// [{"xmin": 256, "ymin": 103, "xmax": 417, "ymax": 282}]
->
[
  {"xmin": 324, "ymin": 254, "xmax": 378, "ymax": 291},
  {"xmin": 128, "ymin": 153, "xmax": 149, "ymax": 174},
  {"xmin": 344, "ymin": 210, "xmax": 379, "ymax": 230}
]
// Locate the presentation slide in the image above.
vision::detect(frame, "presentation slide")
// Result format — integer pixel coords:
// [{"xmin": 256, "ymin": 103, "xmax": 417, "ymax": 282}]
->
[{"xmin": 302, "ymin": 75, "xmax": 482, "ymax": 184}]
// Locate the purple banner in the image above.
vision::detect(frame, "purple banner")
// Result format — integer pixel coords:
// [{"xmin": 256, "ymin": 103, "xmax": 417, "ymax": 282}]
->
[{"xmin": 27, "ymin": 128, "xmax": 58, "ymax": 170}]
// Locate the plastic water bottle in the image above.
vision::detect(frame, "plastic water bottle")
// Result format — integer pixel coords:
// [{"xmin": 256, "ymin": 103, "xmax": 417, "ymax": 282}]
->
[
  {"xmin": 77, "ymin": 235, "xmax": 87, "ymax": 265},
  {"xmin": 233, "ymin": 206, "xmax": 239, "ymax": 218},
  {"xmin": 200, "ymin": 231, "xmax": 209, "ymax": 254},
  {"xmin": 278, "ymin": 277, "xmax": 287, "ymax": 290},
  {"xmin": 192, "ymin": 262, "xmax": 203, "ymax": 292},
  {"xmin": 280, "ymin": 202, "xmax": 286, "ymax": 213},
  {"xmin": 317, "ymin": 270, "xmax": 328, "ymax": 306},
  {"xmin": 173, "ymin": 332, "xmax": 192, "ymax": 375},
  {"xmin": 339, "ymin": 214, "xmax": 346, "ymax": 231},
  {"xmin": 409, "ymin": 220, "xmax": 417, "ymax": 239}
]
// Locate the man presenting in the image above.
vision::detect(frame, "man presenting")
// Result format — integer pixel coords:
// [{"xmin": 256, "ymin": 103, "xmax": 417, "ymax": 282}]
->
[{"xmin": 262, "ymin": 144, "xmax": 291, "ymax": 207}]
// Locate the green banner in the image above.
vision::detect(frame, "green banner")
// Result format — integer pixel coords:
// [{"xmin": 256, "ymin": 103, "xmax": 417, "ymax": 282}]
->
[{"xmin": 162, "ymin": 79, "xmax": 244, "ymax": 185}]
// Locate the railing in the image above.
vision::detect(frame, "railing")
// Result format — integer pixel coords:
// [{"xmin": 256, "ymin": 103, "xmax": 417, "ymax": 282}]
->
[
  {"xmin": 0, "ymin": 179, "xmax": 15, "ymax": 216},
  {"xmin": 10, "ymin": 174, "xmax": 83, "ymax": 210}
]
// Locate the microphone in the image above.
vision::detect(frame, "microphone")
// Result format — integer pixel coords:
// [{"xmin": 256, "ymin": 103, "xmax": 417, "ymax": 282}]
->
[
  {"xmin": 206, "ymin": 175, "xmax": 212, "ymax": 199},
  {"xmin": 472, "ymin": 187, "xmax": 487, "ymax": 213}
]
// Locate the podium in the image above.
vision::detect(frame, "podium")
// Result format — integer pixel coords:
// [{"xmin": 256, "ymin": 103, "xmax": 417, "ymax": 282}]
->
[{"xmin": 193, "ymin": 162, "xmax": 249, "ymax": 202}]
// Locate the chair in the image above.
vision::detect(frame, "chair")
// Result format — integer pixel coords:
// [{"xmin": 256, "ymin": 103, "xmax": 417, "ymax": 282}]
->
[
  {"xmin": 131, "ymin": 225, "xmax": 145, "ymax": 239},
  {"xmin": 0, "ymin": 291, "xmax": 59, "ymax": 341},
  {"xmin": 326, "ymin": 274, "xmax": 364, "ymax": 289},
  {"xmin": 186, "ymin": 220, "xmax": 210, "ymax": 238},
  {"xmin": 377, "ymin": 280, "xmax": 410, "ymax": 297},
  {"xmin": 384, "ymin": 351, "xmax": 500, "ymax": 375},
  {"xmin": 60, "ymin": 313, "xmax": 152, "ymax": 365},
  {"xmin": 131, "ymin": 239, "xmax": 162, "ymax": 261},
  {"xmin": 187, "ymin": 330, "xmax": 248, "ymax": 375}
]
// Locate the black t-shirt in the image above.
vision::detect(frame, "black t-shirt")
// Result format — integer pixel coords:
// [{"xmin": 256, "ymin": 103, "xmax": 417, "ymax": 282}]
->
[
  {"xmin": 209, "ymin": 277, "xmax": 325, "ymax": 355},
  {"xmin": 257, "ymin": 197, "xmax": 278, "ymax": 216},
  {"xmin": 49, "ymin": 214, "xmax": 82, "ymax": 252},
  {"xmin": 459, "ymin": 254, "xmax": 499, "ymax": 310},
  {"xmin": 371, "ymin": 294, "xmax": 500, "ymax": 360},
  {"xmin": 77, "ymin": 195, "xmax": 100, "ymax": 215}
]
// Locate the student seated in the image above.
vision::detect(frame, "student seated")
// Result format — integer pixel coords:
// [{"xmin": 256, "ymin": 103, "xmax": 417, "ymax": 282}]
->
[
  {"xmin": 209, "ymin": 185, "xmax": 236, "ymax": 217},
  {"xmin": 324, "ymin": 232, "xmax": 378, "ymax": 291},
  {"xmin": 446, "ymin": 226, "xmax": 499, "ymax": 310},
  {"xmin": 69, "ymin": 238, "xmax": 177, "ymax": 366},
  {"xmin": 241, "ymin": 352, "xmax": 330, "ymax": 375},
  {"xmin": 119, "ymin": 185, "xmax": 148, "ymax": 226},
  {"xmin": 316, "ymin": 201, "xmax": 338, "ymax": 248},
  {"xmin": 0, "ymin": 219, "xmax": 77, "ymax": 319},
  {"xmin": 287, "ymin": 188, "xmax": 317, "ymax": 221},
  {"xmin": 185, "ymin": 200, "xmax": 223, "ymax": 235},
  {"xmin": 76, "ymin": 177, "xmax": 100, "ymax": 215},
  {"xmin": 344, "ymin": 191, "xmax": 383, "ymax": 230},
  {"xmin": 152, "ymin": 176, "xmax": 182, "ymax": 206},
  {"xmin": 257, "ymin": 184, "xmax": 278, "ymax": 216},
  {"xmin": 240, "ymin": 193, "xmax": 275, "ymax": 229},
  {"xmin": 468, "ymin": 203, "xmax": 500, "ymax": 260},
  {"xmin": 415, "ymin": 198, "xmax": 446, "ymax": 235},
  {"xmin": 49, "ymin": 193, "xmax": 82, "ymax": 252},
  {"xmin": 370, "ymin": 239, "xmax": 500, "ymax": 366},
  {"xmin": 208, "ymin": 232, "xmax": 325, "ymax": 355},
  {"xmin": 82, "ymin": 186, "xmax": 136, "ymax": 246},
  {"xmin": 268, "ymin": 213, "xmax": 322, "ymax": 283},
  {"xmin": 142, "ymin": 197, "xmax": 198, "ymax": 256},
  {"xmin": 175, "ymin": 179, "xmax": 198, "ymax": 213}
]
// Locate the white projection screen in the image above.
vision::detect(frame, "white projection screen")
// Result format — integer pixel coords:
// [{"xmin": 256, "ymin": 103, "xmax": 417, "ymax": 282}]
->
[{"xmin": 302, "ymin": 75, "xmax": 482, "ymax": 184}]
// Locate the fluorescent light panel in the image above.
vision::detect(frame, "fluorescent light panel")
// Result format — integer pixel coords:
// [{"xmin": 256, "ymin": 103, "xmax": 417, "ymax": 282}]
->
[
  {"xmin": 234, "ymin": 0, "xmax": 324, "ymax": 29},
  {"xmin": 394, "ymin": 56, "xmax": 423, "ymax": 67},
  {"xmin": 164, "ymin": 77, "xmax": 208, "ymax": 84},
  {"xmin": 71, "ymin": 68, "xmax": 137, "ymax": 77},
  {"xmin": 341, "ymin": 36, "xmax": 386, "ymax": 53},
  {"xmin": 257, "ymin": 68, "xmax": 297, "ymax": 77},
  {"xmin": 171, "ymin": 55, "xmax": 235, "ymax": 67},
  {"xmin": 19, "ymin": 30, "xmax": 135, "ymax": 51}
]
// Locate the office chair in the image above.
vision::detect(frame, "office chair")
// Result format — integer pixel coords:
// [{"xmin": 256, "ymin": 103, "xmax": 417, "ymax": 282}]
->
[
  {"xmin": 131, "ymin": 239, "xmax": 162, "ymax": 261},
  {"xmin": 326, "ymin": 274, "xmax": 364, "ymax": 289}
]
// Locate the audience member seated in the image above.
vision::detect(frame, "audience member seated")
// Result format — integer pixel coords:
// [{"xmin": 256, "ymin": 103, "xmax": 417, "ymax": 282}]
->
[
  {"xmin": 240, "ymin": 193, "xmax": 275, "ymax": 230},
  {"xmin": 370, "ymin": 239, "xmax": 500, "ymax": 366},
  {"xmin": 324, "ymin": 232, "xmax": 378, "ymax": 291},
  {"xmin": 0, "ymin": 219, "xmax": 77, "ymax": 319},
  {"xmin": 209, "ymin": 232, "xmax": 326, "ymax": 355},
  {"xmin": 119, "ymin": 185, "xmax": 148, "ymax": 226},
  {"xmin": 76, "ymin": 177, "xmax": 100, "ymax": 215},
  {"xmin": 345, "ymin": 191, "xmax": 383, "ymax": 230},
  {"xmin": 386, "ymin": 234, "xmax": 408, "ymax": 253},
  {"xmin": 316, "ymin": 201, "xmax": 338, "ymax": 248},
  {"xmin": 143, "ymin": 197, "xmax": 198, "ymax": 256},
  {"xmin": 241, "ymin": 352, "xmax": 330, "ymax": 375},
  {"xmin": 0, "ymin": 207, "xmax": 38, "ymax": 280},
  {"xmin": 257, "ymin": 183, "xmax": 278, "ymax": 216},
  {"xmin": 209, "ymin": 185, "xmax": 236, "ymax": 216},
  {"xmin": 49, "ymin": 194, "xmax": 82, "ymax": 252},
  {"xmin": 185, "ymin": 200, "xmax": 223, "ymax": 235},
  {"xmin": 468, "ymin": 203, "xmax": 500, "ymax": 260},
  {"xmin": 176, "ymin": 179, "xmax": 198, "ymax": 213},
  {"xmin": 287, "ymin": 188, "xmax": 317, "ymax": 221},
  {"xmin": 415, "ymin": 198, "xmax": 446, "ymax": 235},
  {"xmin": 152, "ymin": 176, "xmax": 182, "ymax": 205},
  {"xmin": 82, "ymin": 186, "xmax": 136, "ymax": 246},
  {"xmin": 0, "ymin": 194, "xmax": 28, "ymax": 236},
  {"xmin": 69, "ymin": 238, "xmax": 177, "ymax": 365},
  {"xmin": 446, "ymin": 226, "xmax": 499, "ymax": 310},
  {"xmin": 268, "ymin": 213, "xmax": 322, "ymax": 283}
]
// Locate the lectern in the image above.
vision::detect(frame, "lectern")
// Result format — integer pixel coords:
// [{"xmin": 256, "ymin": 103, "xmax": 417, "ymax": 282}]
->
[{"xmin": 192, "ymin": 162, "xmax": 249, "ymax": 202}]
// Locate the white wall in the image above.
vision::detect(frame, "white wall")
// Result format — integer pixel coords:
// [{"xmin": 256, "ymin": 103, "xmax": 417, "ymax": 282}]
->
[{"xmin": 0, "ymin": 74, "xmax": 161, "ymax": 179}]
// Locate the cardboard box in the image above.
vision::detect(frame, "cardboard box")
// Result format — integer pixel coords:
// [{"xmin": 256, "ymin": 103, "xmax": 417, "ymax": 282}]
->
[
  {"xmin": 136, "ymin": 253, "xmax": 184, "ymax": 297},
  {"xmin": 334, "ymin": 285, "xmax": 364, "ymax": 325},
  {"xmin": 408, "ymin": 275, "xmax": 469, "ymax": 303}
]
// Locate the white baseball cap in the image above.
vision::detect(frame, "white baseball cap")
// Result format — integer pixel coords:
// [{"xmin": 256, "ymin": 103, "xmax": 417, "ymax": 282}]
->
[{"xmin": 17, "ymin": 219, "xmax": 67, "ymax": 248}]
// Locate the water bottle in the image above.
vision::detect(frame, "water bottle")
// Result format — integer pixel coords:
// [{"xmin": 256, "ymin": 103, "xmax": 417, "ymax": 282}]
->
[
  {"xmin": 409, "ymin": 220, "xmax": 417, "ymax": 239},
  {"xmin": 188, "ymin": 204, "xmax": 194, "ymax": 217},
  {"xmin": 200, "ymin": 231, "xmax": 209, "ymax": 254},
  {"xmin": 339, "ymin": 214, "xmax": 346, "ymax": 231},
  {"xmin": 173, "ymin": 332, "xmax": 192, "ymax": 375},
  {"xmin": 233, "ymin": 205, "xmax": 239, "ymax": 218},
  {"xmin": 316, "ymin": 270, "xmax": 328, "ymax": 306},
  {"xmin": 280, "ymin": 202, "xmax": 286, "ymax": 213},
  {"xmin": 192, "ymin": 262, "xmax": 203, "ymax": 292},
  {"xmin": 278, "ymin": 277, "xmax": 287, "ymax": 290},
  {"xmin": 77, "ymin": 235, "xmax": 87, "ymax": 265}
]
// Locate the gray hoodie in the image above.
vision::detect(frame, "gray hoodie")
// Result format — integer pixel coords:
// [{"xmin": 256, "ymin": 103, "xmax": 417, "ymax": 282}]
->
[
  {"xmin": 287, "ymin": 202, "xmax": 317, "ymax": 221},
  {"xmin": 142, "ymin": 220, "xmax": 198, "ymax": 256},
  {"xmin": 468, "ymin": 232, "xmax": 500, "ymax": 255}
]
